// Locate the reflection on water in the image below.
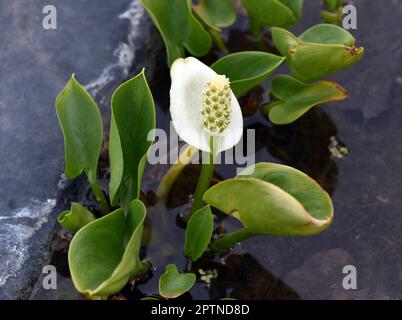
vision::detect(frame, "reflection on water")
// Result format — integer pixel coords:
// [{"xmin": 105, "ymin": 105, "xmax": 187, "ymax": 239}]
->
[{"xmin": 252, "ymin": 109, "xmax": 339, "ymax": 195}]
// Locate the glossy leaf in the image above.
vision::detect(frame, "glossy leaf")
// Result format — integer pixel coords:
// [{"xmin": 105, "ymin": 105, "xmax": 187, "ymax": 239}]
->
[
  {"xmin": 139, "ymin": 0, "xmax": 212, "ymax": 66},
  {"xmin": 109, "ymin": 70, "xmax": 156, "ymax": 209},
  {"xmin": 262, "ymin": 75, "xmax": 348, "ymax": 125},
  {"xmin": 184, "ymin": 205, "xmax": 214, "ymax": 261},
  {"xmin": 204, "ymin": 162, "xmax": 333, "ymax": 236},
  {"xmin": 272, "ymin": 24, "xmax": 364, "ymax": 82},
  {"xmin": 159, "ymin": 264, "xmax": 196, "ymax": 299},
  {"xmin": 68, "ymin": 199, "xmax": 147, "ymax": 298},
  {"xmin": 211, "ymin": 51, "xmax": 286, "ymax": 97},
  {"xmin": 58, "ymin": 202, "xmax": 95, "ymax": 233},
  {"xmin": 240, "ymin": 0, "xmax": 303, "ymax": 34},
  {"xmin": 325, "ymin": 0, "xmax": 344, "ymax": 11},
  {"xmin": 298, "ymin": 23, "xmax": 354, "ymax": 45},
  {"xmin": 55, "ymin": 74, "xmax": 103, "ymax": 184},
  {"xmin": 193, "ymin": 0, "xmax": 236, "ymax": 30}
]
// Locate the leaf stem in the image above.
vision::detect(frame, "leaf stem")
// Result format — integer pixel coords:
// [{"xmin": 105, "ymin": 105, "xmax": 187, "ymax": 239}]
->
[
  {"xmin": 211, "ymin": 228, "xmax": 255, "ymax": 253},
  {"xmin": 260, "ymin": 102, "xmax": 274, "ymax": 116},
  {"xmin": 189, "ymin": 138, "xmax": 215, "ymax": 218},
  {"xmin": 90, "ymin": 180, "xmax": 111, "ymax": 214},
  {"xmin": 209, "ymin": 28, "xmax": 229, "ymax": 54},
  {"xmin": 156, "ymin": 145, "xmax": 198, "ymax": 202}
]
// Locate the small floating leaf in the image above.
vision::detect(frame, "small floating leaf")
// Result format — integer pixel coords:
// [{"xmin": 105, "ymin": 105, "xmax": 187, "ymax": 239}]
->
[
  {"xmin": 204, "ymin": 162, "xmax": 333, "ymax": 237},
  {"xmin": 58, "ymin": 202, "xmax": 95, "ymax": 233},
  {"xmin": 262, "ymin": 75, "xmax": 348, "ymax": 125},
  {"xmin": 139, "ymin": 0, "xmax": 212, "ymax": 66},
  {"xmin": 184, "ymin": 205, "xmax": 214, "ymax": 261},
  {"xmin": 68, "ymin": 199, "xmax": 147, "ymax": 298},
  {"xmin": 272, "ymin": 24, "xmax": 364, "ymax": 82},
  {"xmin": 109, "ymin": 70, "xmax": 156, "ymax": 209},
  {"xmin": 240, "ymin": 0, "xmax": 303, "ymax": 34},
  {"xmin": 159, "ymin": 264, "xmax": 196, "ymax": 299},
  {"xmin": 193, "ymin": 0, "xmax": 236, "ymax": 30},
  {"xmin": 55, "ymin": 74, "xmax": 103, "ymax": 184},
  {"xmin": 211, "ymin": 51, "xmax": 286, "ymax": 97}
]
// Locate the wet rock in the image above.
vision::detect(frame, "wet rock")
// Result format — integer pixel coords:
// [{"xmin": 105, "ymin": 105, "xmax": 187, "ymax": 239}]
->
[
  {"xmin": 0, "ymin": 0, "xmax": 157, "ymax": 299},
  {"xmin": 284, "ymin": 249, "xmax": 354, "ymax": 299},
  {"xmin": 284, "ymin": 249, "xmax": 391, "ymax": 300}
]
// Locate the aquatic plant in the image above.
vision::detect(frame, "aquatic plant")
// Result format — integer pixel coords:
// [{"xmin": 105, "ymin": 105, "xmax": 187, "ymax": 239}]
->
[{"xmin": 55, "ymin": 0, "xmax": 363, "ymax": 299}]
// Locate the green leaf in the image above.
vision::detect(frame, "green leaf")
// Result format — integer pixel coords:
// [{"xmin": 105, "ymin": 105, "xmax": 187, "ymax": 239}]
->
[
  {"xmin": 324, "ymin": 0, "xmax": 344, "ymax": 11},
  {"xmin": 298, "ymin": 23, "xmax": 354, "ymax": 45},
  {"xmin": 68, "ymin": 199, "xmax": 147, "ymax": 298},
  {"xmin": 211, "ymin": 51, "xmax": 286, "ymax": 97},
  {"xmin": 320, "ymin": 9, "xmax": 343, "ymax": 26},
  {"xmin": 139, "ymin": 0, "xmax": 212, "ymax": 66},
  {"xmin": 109, "ymin": 70, "xmax": 156, "ymax": 209},
  {"xmin": 55, "ymin": 74, "xmax": 103, "ymax": 184},
  {"xmin": 272, "ymin": 24, "xmax": 364, "ymax": 82},
  {"xmin": 184, "ymin": 205, "xmax": 214, "ymax": 261},
  {"xmin": 193, "ymin": 0, "xmax": 236, "ymax": 30},
  {"xmin": 159, "ymin": 264, "xmax": 196, "ymax": 299},
  {"xmin": 204, "ymin": 162, "xmax": 333, "ymax": 236},
  {"xmin": 240, "ymin": 0, "xmax": 303, "ymax": 34},
  {"xmin": 262, "ymin": 75, "xmax": 348, "ymax": 125},
  {"xmin": 58, "ymin": 202, "xmax": 96, "ymax": 233}
]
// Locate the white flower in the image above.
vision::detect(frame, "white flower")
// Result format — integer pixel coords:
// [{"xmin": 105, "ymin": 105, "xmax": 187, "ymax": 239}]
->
[{"xmin": 170, "ymin": 57, "xmax": 243, "ymax": 154}]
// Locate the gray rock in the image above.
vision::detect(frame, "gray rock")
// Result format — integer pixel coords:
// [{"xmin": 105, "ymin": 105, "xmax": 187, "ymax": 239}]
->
[{"xmin": 0, "ymin": 0, "xmax": 157, "ymax": 299}]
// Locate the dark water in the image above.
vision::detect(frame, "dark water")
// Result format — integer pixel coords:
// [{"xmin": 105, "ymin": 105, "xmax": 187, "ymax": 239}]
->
[{"xmin": 33, "ymin": 0, "xmax": 402, "ymax": 300}]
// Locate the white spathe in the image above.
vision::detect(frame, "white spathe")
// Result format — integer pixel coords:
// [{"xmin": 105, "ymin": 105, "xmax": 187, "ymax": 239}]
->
[{"xmin": 170, "ymin": 57, "xmax": 243, "ymax": 154}]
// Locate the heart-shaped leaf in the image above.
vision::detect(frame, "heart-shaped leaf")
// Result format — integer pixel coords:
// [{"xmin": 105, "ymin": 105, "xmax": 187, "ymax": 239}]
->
[
  {"xmin": 159, "ymin": 264, "xmax": 196, "ymax": 299},
  {"xmin": 193, "ymin": 0, "xmax": 236, "ymax": 30},
  {"xmin": 204, "ymin": 162, "xmax": 333, "ymax": 236},
  {"xmin": 184, "ymin": 205, "xmax": 214, "ymax": 261},
  {"xmin": 262, "ymin": 75, "xmax": 348, "ymax": 124},
  {"xmin": 139, "ymin": 0, "xmax": 212, "ymax": 66},
  {"xmin": 109, "ymin": 70, "xmax": 156, "ymax": 209},
  {"xmin": 272, "ymin": 24, "xmax": 364, "ymax": 82},
  {"xmin": 55, "ymin": 74, "xmax": 103, "ymax": 184},
  {"xmin": 68, "ymin": 199, "xmax": 147, "ymax": 298},
  {"xmin": 211, "ymin": 51, "xmax": 286, "ymax": 97},
  {"xmin": 240, "ymin": 0, "xmax": 303, "ymax": 34},
  {"xmin": 58, "ymin": 202, "xmax": 95, "ymax": 233}
]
